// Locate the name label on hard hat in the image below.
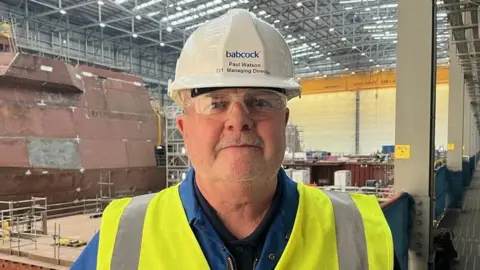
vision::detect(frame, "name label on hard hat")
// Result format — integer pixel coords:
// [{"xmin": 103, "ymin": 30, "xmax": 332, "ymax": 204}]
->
[
  {"xmin": 221, "ymin": 50, "xmax": 270, "ymax": 75},
  {"xmin": 228, "ymin": 62, "xmax": 261, "ymax": 68},
  {"xmin": 225, "ymin": 51, "xmax": 260, "ymax": 59}
]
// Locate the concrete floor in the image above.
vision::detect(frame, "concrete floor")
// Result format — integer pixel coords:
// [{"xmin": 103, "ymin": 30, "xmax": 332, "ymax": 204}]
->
[
  {"xmin": 0, "ymin": 214, "xmax": 100, "ymax": 267},
  {"xmin": 452, "ymin": 175, "xmax": 480, "ymax": 270},
  {"xmin": 439, "ymin": 169, "xmax": 480, "ymax": 270}
]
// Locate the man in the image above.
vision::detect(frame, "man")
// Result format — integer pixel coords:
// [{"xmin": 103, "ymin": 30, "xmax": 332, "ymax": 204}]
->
[{"xmin": 72, "ymin": 8, "xmax": 400, "ymax": 270}]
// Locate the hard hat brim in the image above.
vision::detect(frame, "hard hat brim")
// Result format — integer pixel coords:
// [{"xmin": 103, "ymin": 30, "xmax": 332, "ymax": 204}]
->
[{"xmin": 169, "ymin": 73, "xmax": 300, "ymax": 106}]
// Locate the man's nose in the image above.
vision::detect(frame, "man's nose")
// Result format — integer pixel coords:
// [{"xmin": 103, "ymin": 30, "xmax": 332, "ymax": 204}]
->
[{"xmin": 224, "ymin": 102, "xmax": 253, "ymax": 132}]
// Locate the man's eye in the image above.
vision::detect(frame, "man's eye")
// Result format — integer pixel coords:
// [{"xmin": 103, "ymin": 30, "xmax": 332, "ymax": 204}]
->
[
  {"xmin": 210, "ymin": 101, "xmax": 226, "ymax": 109},
  {"xmin": 254, "ymin": 99, "xmax": 272, "ymax": 107}
]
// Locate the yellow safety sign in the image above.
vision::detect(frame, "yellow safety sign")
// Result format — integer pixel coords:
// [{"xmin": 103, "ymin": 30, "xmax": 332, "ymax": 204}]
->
[
  {"xmin": 394, "ymin": 144, "xmax": 411, "ymax": 159},
  {"xmin": 447, "ymin": 143, "xmax": 455, "ymax": 151},
  {"xmin": 0, "ymin": 23, "xmax": 11, "ymax": 38}
]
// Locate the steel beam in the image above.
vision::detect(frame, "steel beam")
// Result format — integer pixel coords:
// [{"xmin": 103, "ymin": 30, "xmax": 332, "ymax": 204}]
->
[
  {"xmin": 22, "ymin": 1, "xmax": 97, "ymax": 20},
  {"xmin": 394, "ymin": 0, "xmax": 436, "ymax": 269},
  {"xmin": 447, "ymin": 41, "xmax": 465, "ymax": 171}
]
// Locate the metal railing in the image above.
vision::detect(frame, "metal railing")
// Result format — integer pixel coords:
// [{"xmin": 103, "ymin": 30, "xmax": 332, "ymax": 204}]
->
[
  {"xmin": 0, "ymin": 197, "xmax": 47, "ymax": 254},
  {"xmin": 46, "ymin": 198, "xmax": 102, "ymax": 220},
  {"xmin": 0, "ymin": 194, "xmax": 122, "ymax": 266},
  {"xmin": 318, "ymin": 185, "xmax": 396, "ymax": 199}
]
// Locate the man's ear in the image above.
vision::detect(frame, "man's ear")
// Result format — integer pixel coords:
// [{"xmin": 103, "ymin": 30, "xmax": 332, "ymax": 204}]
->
[
  {"xmin": 284, "ymin": 107, "xmax": 290, "ymax": 125},
  {"xmin": 177, "ymin": 115, "xmax": 187, "ymax": 142}
]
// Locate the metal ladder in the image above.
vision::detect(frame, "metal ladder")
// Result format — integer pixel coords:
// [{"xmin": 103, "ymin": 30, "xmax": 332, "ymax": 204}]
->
[{"xmin": 8, "ymin": 14, "xmax": 19, "ymax": 53}]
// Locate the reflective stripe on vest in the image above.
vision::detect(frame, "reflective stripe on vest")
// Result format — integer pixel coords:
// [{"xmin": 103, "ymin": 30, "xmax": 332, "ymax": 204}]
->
[
  {"xmin": 108, "ymin": 189, "xmax": 373, "ymax": 270},
  {"xmin": 111, "ymin": 193, "xmax": 156, "ymax": 270},
  {"xmin": 323, "ymin": 190, "xmax": 369, "ymax": 269}
]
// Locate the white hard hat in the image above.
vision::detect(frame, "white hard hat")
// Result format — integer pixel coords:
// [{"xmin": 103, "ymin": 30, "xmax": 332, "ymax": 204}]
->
[{"xmin": 168, "ymin": 8, "xmax": 300, "ymax": 107}]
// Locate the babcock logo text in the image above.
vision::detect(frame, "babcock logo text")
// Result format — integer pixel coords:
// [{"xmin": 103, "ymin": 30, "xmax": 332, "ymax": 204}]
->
[{"xmin": 225, "ymin": 51, "xmax": 260, "ymax": 58}]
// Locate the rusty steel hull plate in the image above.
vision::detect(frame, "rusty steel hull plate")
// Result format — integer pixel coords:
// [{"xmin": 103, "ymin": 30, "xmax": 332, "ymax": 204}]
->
[
  {"xmin": 0, "ymin": 53, "xmax": 165, "ymax": 202},
  {"xmin": 0, "ymin": 53, "xmax": 83, "ymax": 93}
]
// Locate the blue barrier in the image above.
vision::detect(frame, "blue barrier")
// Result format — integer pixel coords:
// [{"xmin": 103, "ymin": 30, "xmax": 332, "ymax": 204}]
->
[
  {"xmin": 443, "ymin": 155, "xmax": 476, "ymax": 211},
  {"xmin": 382, "ymin": 193, "xmax": 415, "ymax": 270},
  {"xmin": 462, "ymin": 160, "xmax": 471, "ymax": 187},
  {"xmin": 461, "ymin": 156, "xmax": 476, "ymax": 187},
  {"xmin": 446, "ymin": 169, "xmax": 464, "ymax": 209},
  {"xmin": 470, "ymin": 156, "xmax": 475, "ymax": 180},
  {"xmin": 434, "ymin": 165, "xmax": 447, "ymax": 220}
]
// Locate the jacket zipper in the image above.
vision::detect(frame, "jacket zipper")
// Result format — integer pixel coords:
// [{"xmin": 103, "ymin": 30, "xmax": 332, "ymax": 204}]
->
[
  {"xmin": 227, "ymin": 256, "xmax": 235, "ymax": 270},
  {"xmin": 253, "ymin": 258, "xmax": 259, "ymax": 270}
]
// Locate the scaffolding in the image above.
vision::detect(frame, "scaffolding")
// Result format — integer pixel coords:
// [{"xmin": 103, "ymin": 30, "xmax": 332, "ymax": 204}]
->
[
  {"xmin": 98, "ymin": 171, "xmax": 113, "ymax": 212},
  {"xmin": 164, "ymin": 104, "xmax": 190, "ymax": 187},
  {"xmin": 6, "ymin": 13, "xmax": 170, "ymax": 86},
  {"xmin": 385, "ymin": 159, "xmax": 395, "ymax": 186},
  {"xmin": 0, "ymin": 197, "xmax": 47, "ymax": 253},
  {"xmin": 285, "ymin": 123, "xmax": 304, "ymax": 161},
  {"xmin": 0, "ymin": 196, "xmax": 106, "ymax": 265}
]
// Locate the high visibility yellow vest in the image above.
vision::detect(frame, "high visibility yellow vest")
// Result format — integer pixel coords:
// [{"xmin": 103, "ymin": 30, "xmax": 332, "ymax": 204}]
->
[{"xmin": 97, "ymin": 183, "xmax": 394, "ymax": 270}]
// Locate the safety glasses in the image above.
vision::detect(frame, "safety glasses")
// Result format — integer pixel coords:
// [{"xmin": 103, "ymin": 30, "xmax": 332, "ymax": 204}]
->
[{"xmin": 183, "ymin": 89, "xmax": 287, "ymax": 119}]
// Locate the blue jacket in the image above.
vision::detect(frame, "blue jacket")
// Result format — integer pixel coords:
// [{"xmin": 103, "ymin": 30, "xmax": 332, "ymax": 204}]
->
[{"xmin": 71, "ymin": 169, "xmax": 400, "ymax": 269}]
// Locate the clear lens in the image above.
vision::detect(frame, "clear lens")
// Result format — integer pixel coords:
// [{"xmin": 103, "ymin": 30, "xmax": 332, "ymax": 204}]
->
[{"xmin": 185, "ymin": 89, "xmax": 287, "ymax": 117}]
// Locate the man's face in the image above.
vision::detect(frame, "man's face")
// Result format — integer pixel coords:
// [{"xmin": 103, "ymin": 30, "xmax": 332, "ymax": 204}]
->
[{"xmin": 177, "ymin": 88, "xmax": 289, "ymax": 183}]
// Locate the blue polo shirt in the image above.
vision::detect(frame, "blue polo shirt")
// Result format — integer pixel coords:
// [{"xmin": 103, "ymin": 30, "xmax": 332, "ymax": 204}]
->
[
  {"xmin": 70, "ymin": 168, "xmax": 401, "ymax": 269},
  {"xmin": 193, "ymin": 171, "xmax": 284, "ymax": 269}
]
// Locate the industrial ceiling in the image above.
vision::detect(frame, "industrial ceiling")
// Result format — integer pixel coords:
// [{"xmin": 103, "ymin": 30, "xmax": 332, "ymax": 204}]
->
[
  {"xmin": 0, "ymin": 1, "xmax": 477, "ymax": 107},
  {"xmin": 0, "ymin": 0, "xmax": 451, "ymax": 79}
]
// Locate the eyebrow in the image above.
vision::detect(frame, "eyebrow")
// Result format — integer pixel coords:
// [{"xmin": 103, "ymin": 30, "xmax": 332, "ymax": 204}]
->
[{"xmin": 203, "ymin": 93, "xmax": 225, "ymax": 98}]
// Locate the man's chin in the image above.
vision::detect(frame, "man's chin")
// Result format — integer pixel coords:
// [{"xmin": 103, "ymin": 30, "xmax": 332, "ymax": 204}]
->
[
  {"xmin": 223, "ymin": 153, "xmax": 262, "ymax": 165},
  {"xmin": 219, "ymin": 171, "xmax": 264, "ymax": 183},
  {"xmin": 216, "ymin": 160, "xmax": 263, "ymax": 177}
]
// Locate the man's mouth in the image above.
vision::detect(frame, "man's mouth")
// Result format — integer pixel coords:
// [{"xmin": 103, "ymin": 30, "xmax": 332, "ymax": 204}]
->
[{"xmin": 223, "ymin": 144, "xmax": 261, "ymax": 149}]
